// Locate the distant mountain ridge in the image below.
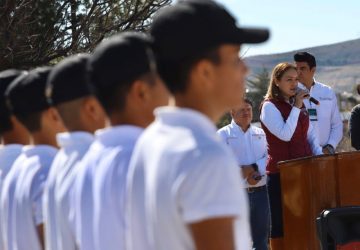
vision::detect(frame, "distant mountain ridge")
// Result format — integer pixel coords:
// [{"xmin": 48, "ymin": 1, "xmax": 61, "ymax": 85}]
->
[{"xmin": 244, "ymin": 38, "xmax": 360, "ymax": 93}]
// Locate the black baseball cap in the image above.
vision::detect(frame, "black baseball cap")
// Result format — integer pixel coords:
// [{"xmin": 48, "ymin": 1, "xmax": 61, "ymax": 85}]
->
[
  {"xmin": 5, "ymin": 67, "xmax": 52, "ymax": 115},
  {"xmin": 0, "ymin": 69, "xmax": 27, "ymax": 122},
  {"xmin": 150, "ymin": 0, "xmax": 270, "ymax": 62},
  {"xmin": 88, "ymin": 31, "xmax": 156, "ymax": 92},
  {"xmin": 46, "ymin": 54, "xmax": 93, "ymax": 106}
]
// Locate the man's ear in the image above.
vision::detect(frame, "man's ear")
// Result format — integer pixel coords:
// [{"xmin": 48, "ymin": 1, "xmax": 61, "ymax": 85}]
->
[
  {"xmin": 191, "ymin": 60, "xmax": 216, "ymax": 91},
  {"xmin": 82, "ymin": 96, "xmax": 106, "ymax": 122},
  {"xmin": 44, "ymin": 107, "xmax": 66, "ymax": 132},
  {"xmin": 129, "ymin": 80, "xmax": 151, "ymax": 102},
  {"xmin": 47, "ymin": 107, "xmax": 62, "ymax": 123},
  {"xmin": 311, "ymin": 66, "xmax": 316, "ymax": 74}
]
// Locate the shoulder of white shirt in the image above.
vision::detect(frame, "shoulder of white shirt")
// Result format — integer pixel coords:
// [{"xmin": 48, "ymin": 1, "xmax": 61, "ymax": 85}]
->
[
  {"xmin": 217, "ymin": 122, "xmax": 264, "ymax": 136},
  {"xmin": 314, "ymin": 80, "xmax": 335, "ymax": 94},
  {"xmin": 250, "ymin": 124, "xmax": 265, "ymax": 135},
  {"xmin": 261, "ymin": 100, "xmax": 277, "ymax": 112}
]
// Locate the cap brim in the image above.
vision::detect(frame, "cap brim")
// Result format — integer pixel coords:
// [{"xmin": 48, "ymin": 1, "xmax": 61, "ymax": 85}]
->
[{"xmin": 237, "ymin": 28, "xmax": 270, "ymax": 44}]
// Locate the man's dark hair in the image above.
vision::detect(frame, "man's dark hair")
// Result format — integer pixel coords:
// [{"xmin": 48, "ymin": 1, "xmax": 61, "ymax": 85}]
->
[
  {"xmin": 0, "ymin": 112, "xmax": 13, "ymax": 136},
  {"xmin": 55, "ymin": 98, "xmax": 84, "ymax": 131},
  {"xmin": 15, "ymin": 112, "xmax": 42, "ymax": 132},
  {"xmin": 95, "ymin": 72, "xmax": 157, "ymax": 116},
  {"xmin": 157, "ymin": 48, "xmax": 220, "ymax": 94},
  {"xmin": 5, "ymin": 67, "xmax": 51, "ymax": 133},
  {"xmin": 46, "ymin": 54, "xmax": 94, "ymax": 130},
  {"xmin": 294, "ymin": 52, "xmax": 316, "ymax": 69},
  {"xmin": 95, "ymin": 79, "xmax": 132, "ymax": 116},
  {"xmin": 244, "ymin": 97, "xmax": 253, "ymax": 107},
  {"xmin": 88, "ymin": 32, "xmax": 156, "ymax": 116},
  {"xmin": 0, "ymin": 69, "xmax": 26, "ymax": 136}
]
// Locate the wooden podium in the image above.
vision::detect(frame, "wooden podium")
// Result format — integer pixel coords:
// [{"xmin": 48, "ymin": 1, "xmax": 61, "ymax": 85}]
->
[{"xmin": 279, "ymin": 151, "xmax": 360, "ymax": 250}]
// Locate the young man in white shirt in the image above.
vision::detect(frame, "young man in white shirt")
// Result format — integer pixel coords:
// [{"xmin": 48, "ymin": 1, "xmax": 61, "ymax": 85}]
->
[
  {"xmin": 294, "ymin": 52, "xmax": 343, "ymax": 153},
  {"xmin": 43, "ymin": 54, "xmax": 107, "ymax": 250},
  {"xmin": 4, "ymin": 67, "xmax": 66, "ymax": 250},
  {"xmin": 73, "ymin": 32, "xmax": 169, "ymax": 250},
  {"xmin": 126, "ymin": 1, "xmax": 269, "ymax": 249},
  {"xmin": 0, "ymin": 69, "xmax": 30, "ymax": 250},
  {"xmin": 217, "ymin": 98, "xmax": 270, "ymax": 250}
]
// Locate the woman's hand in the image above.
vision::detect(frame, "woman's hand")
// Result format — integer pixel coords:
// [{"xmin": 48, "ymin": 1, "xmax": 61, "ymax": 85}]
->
[{"xmin": 294, "ymin": 89, "xmax": 309, "ymax": 109}]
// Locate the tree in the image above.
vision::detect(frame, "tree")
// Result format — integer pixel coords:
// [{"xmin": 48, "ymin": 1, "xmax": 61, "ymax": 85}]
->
[
  {"xmin": 216, "ymin": 112, "xmax": 231, "ymax": 129},
  {"xmin": 246, "ymin": 68, "xmax": 270, "ymax": 122},
  {"xmin": 0, "ymin": 0, "xmax": 171, "ymax": 70},
  {"xmin": 216, "ymin": 68, "xmax": 270, "ymax": 128}
]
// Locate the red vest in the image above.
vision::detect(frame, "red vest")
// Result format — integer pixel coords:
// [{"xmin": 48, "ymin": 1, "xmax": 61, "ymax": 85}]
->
[{"xmin": 261, "ymin": 99, "xmax": 313, "ymax": 173}]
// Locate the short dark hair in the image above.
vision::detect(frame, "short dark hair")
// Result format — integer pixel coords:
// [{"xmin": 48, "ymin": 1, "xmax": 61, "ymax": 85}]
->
[
  {"xmin": 46, "ymin": 54, "xmax": 93, "ymax": 106},
  {"xmin": 5, "ymin": 67, "xmax": 51, "ymax": 133},
  {"xmin": 88, "ymin": 32, "xmax": 156, "ymax": 116},
  {"xmin": 294, "ymin": 52, "xmax": 316, "ymax": 69},
  {"xmin": 0, "ymin": 69, "xmax": 26, "ymax": 135},
  {"xmin": 96, "ymin": 72, "xmax": 157, "ymax": 116},
  {"xmin": 157, "ymin": 48, "xmax": 220, "ymax": 94},
  {"xmin": 15, "ymin": 112, "xmax": 42, "ymax": 132},
  {"xmin": 95, "ymin": 79, "xmax": 131, "ymax": 116},
  {"xmin": 55, "ymin": 98, "xmax": 83, "ymax": 131},
  {"xmin": 5, "ymin": 67, "xmax": 51, "ymax": 115},
  {"xmin": 244, "ymin": 98, "xmax": 253, "ymax": 107},
  {"xmin": 0, "ymin": 116, "xmax": 12, "ymax": 136}
]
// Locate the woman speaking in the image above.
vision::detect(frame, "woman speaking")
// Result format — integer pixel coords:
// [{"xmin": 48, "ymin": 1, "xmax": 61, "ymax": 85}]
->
[{"xmin": 260, "ymin": 62, "xmax": 322, "ymax": 250}]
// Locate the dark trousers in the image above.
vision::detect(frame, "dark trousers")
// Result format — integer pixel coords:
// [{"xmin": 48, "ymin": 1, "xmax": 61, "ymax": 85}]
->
[
  {"xmin": 267, "ymin": 173, "xmax": 284, "ymax": 238},
  {"xmin": 248, "ymin": 186, "xmax": 270, "ymax": 250}
]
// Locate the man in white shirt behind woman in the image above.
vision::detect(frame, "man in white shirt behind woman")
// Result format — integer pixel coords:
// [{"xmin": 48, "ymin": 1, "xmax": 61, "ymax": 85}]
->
[{"xmin": 294, "ymin": 52, "xmax": 342, "ymax": 154}]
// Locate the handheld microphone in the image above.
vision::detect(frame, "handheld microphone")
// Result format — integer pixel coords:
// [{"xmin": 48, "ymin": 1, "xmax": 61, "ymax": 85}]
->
[
  {"xmin": 309, "ymin": 96, "xmax": 319, "ymax": 105},
  {"xmin": 296, "ymin": 87, "xmax": 320, "ymax": 105}
]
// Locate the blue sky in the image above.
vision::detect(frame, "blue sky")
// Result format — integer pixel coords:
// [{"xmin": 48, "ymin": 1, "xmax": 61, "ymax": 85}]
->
[{"xmin": 217, "ymin": 0, "xmax": 360, "ymax": 56}]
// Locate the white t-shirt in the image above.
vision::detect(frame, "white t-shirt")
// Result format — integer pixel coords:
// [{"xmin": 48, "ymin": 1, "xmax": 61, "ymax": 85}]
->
[
  {"xmin": 74, "ymin": 126, "xmax": 143, "ymax": 250},
  {"xmin": 43, "ymin": 132, "xmax": 94, "ymax": 250},
  {"xmin": 217, "ymin": 121, "xmax": 267, "ymax": 187},
  {"xmin": 126, "ymin": 107, "xmax": 251, "ymax": 250},
  {"xmin": 298, "ymin": 81, "xmax": 343, "ymax": 148},
  {"xmin": 0, "ymin": 144, "xmax": 23, "ymax": 250},
  {"xmin": 13, "ymin": 145, "xmax": 57, "ymax": 250},
  {"xmin": 0, "ymin": 144, "xmax": 22, "ymax": 186}
]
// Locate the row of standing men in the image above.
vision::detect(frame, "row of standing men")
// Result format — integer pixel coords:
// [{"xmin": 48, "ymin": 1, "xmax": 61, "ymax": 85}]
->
[
  {"xmin": 1, "ymin": 1, "xmax": 268, "ymax": 250},
  {"xmin": 0, "ymin": 0, "xmax": 344, "ymax": 250}
]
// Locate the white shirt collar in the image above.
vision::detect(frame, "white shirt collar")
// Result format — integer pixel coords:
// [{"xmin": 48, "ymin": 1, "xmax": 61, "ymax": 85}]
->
[
  {"xmin": 230, "ymin": 119, "xmax": 251, "ymax": 135},
  {"xmin": 298, "ymin": 79, "xmax": 317, "ymax": 90},
  {"xmin": 0, "ymin": 144, "xmax": 23, "ymax": 158},
  {"xmin": 95, "ymin": 125, "xmax": 144, "ymax": 147},
  {"xmin": 154, "ymin": 106, "xmax": 217, "ymax": 135},
  {"xmin": 22, "ymin": 144, "xmax": 57, "ymax": 156},
  {"xmin": 56, "ymin": 131, "xmax": 94, "ymax": 149}
]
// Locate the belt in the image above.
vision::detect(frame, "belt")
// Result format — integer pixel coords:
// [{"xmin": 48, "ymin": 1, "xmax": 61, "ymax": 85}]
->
[{"xmin": 246, "ymin": 185, "xmax": 266, "ymax": 193}]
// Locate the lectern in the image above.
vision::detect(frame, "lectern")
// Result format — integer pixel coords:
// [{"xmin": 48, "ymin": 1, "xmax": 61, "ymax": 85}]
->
[{"xmin": 279, "ymin": 152, "xmax": 360, "ymax": 250}]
